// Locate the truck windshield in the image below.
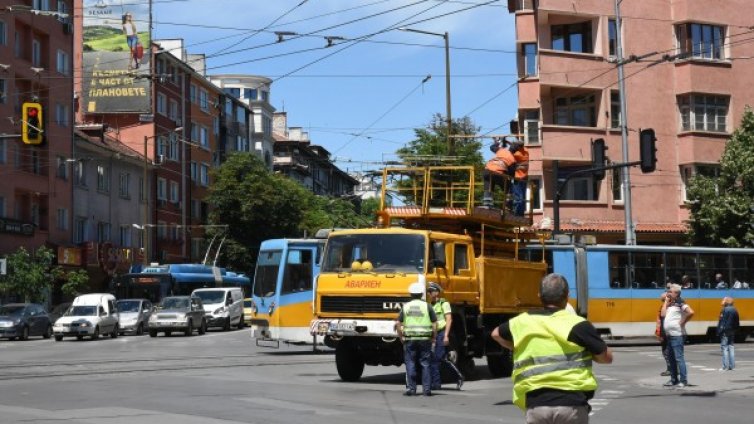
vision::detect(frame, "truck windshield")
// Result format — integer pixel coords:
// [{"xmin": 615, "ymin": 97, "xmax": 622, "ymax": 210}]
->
[{"xmin": 322, "ymin": 233, "xmax": 425, "ymax": 273}]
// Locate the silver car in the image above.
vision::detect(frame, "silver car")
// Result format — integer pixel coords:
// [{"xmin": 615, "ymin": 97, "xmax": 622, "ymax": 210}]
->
[
  {"xmin": 116, "ymin": 299, "xmax": 152, "ymax": 336},
  {"xmin": 148, "ymin": 296, "xmax": 207, "ymax": 337}
]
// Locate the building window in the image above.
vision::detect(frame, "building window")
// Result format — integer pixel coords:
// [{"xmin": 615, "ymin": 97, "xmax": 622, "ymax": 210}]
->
[
  {"xmin": 263, "ymin": 116, "xmax": 272, "ymax": 136},
  {"xmin": 156, "ymin": 93, "xmax": 167, "ymax": 115},
  {"xmin": 97, "ymin": 165, "xmax": 109, "ymax": 192},
  {"xmin": 157, "ymin": 221, "xmax": 167, "ymax": 240},
  {"xmin": 0, "ymin": 139, "xmax": 6, "ymax": 163},
  {"xmin": 168, "ymin": 135, "xmax": 179, "ymax": 161},
  {"xmin": 97, "ymin": 222, "xmax": 111, "ymax": 242},
  {"xmin": 190, "ymin": 161, "xmax": 197, "ymax": 181},
  {"xmin": 676, "ymin": 23, "xmax": 725, "ymax": 60},
  {"xmin": 199, "ymin": 89, "xmax": 209, "ymax": 111},
  {"xmin": 56, "ymin": 208, "xmax": 68, "ymax": 230},
  {"xmin": 608, "ymin": 19, "xmax": 618, "ymax": 57},
  {"xmin": 168, "ymin": 99, "xmax": 179, "ymax": 124},
  {"xmin": 236, "ymin": 136, "xmax": 246, "ymax": 152},
  {"xmin": 189, "ymin": 84, "xmax": 196, "ymax": 103},
  {"xmin": 199, "ymin": 126, "xmax": 209, "ymax": 148},
  {"xmin": 512, "ymin": 0, "xmax": 534, "ymax": 10},
  {"xmin": 0, "ymin": 196, "xmax": 5, "ymax": 218},
  {"xmin": 157, "ymin": 178, "xmax": 167, "ymax": 200},
  {"xmin": 31, "ymin": 150, "xmax": 42, "ymax": 174},
  {"xmin": 56, "ymin": 50, "xmax": 70, "ymax": 75},
  {"xmin": 610, "ymin": 91, "xmax": 622, "ymax": 129},
  {"xmin": 74, "ymin": 217, "xmax": 86, "ymax": 243},
  {"xmin": 0, "ymin": 20, "xmax": 6, "ymax": 45},
  {"xmin": 554, "ymin": 94, "xmax": 596, "ymax": 127},
  {"xmin": 57, "ymin": 1, "xmax": 67, "ymax": 23},
  {"xmin": 526, "ymin": 177, "xmax": 542, "ymax": 212},
  {"xmin": 199, "ymin": 163, "xmax": 209, "ymax": 187},
  {"xmin": 522, "ymin": 110, "xmax": 539, "ymax": 144},
  {"xmin": 32, "ymin": 39, "xmax": 41, "ymax": 67},
  {"xmin": 521, "ymin": 43, "xmax": 537, "ymax": 76},
  {"xmin": 224, "ymin": 87, "xmax": 241, "ymax": 98},
  {"xmin": 612, "ymin": 168, "xmax": 623, "ymax": 203},
  {"xmin": 562, "ymin": 176, "xmax": 596, "ymax": 201},
  {"xmin": 14, "ymin": 31, "xmax": 20, "ymax": 58},
  {"xmin": 213, "ymin": 116, "xmax": 219, "ymax": 135},
  {"xmin": 55, "ymin": 103, "xmax": 69, "ymax": 126},
  {"xmin": 74, "ymin": 160, "xmax": 86, "ymax": 186},
  {"xmin": 244, "ymin": 88, "xmax": 257, "ymax": 100},
  {"xmin": 0, "ymin": 79, "xmax": 6, "ymax": 104},
  {"xmin": 156, "ymin": 58, "xmax": 164, "ymax": 76},
  {"xmin": 551, "ymin": 22, "xmax": 592, "ymax": 53},
  {"xmin": 681, "ymin": 164, "xmax": 721, "ymax": 201},
  {"xmin": 139, "ymin": 177, "xmax": 145, "ymax": 201},
  {"xmin": 157, "ymin": 136, "xmax": 168, "ymax": 158},
  {"xmin": 169, "ymin": 181, "xmax": 179, "ymax": 203},
  {"xmin": 678, "ymin": 94, "xmax": 728, "ymax": 132},
  {"xmin": 56, "ymin": 156, "xmax": 67, "ymax": 179},
  {"xmin": 119, "ymin": 173, "xmax": 130, "ymax": 198},
  {"xmin": 261, "ymin": 91, "xmax": 269, "ymax": 102},
  {"xmin": 120, "ymin": 225, "xmax": 131, "ymax": 247}
]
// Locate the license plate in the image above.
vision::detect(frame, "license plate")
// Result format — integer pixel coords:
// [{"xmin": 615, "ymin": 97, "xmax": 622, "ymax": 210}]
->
[
  {"xmin": 330, "ymin": 322, "xmax": 355, "ymax": 332},
  {"xmin": 317, "ymin": 322, "xmax": 329, "ymax": 334}
]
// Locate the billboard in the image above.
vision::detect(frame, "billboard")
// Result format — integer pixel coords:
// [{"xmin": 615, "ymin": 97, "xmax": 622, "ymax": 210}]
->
[{"xmin": 82, "ymin": 0, "xmax": 152, "ymax": 114}]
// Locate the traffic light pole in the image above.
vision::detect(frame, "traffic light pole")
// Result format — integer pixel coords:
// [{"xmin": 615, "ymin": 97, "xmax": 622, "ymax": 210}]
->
[
  {"xmin": 615, "ymin": 0, "xmax": 636, "ymax": 245},
  {"xmin": 552, "ymin": 159, "xmax": 641, "ymax": 235}
]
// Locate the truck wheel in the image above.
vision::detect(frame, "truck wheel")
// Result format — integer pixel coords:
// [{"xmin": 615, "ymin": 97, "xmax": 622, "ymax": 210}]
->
[
  {"xmin": 335, "ymin": 340, "xmax": 364, "ymax": 382},
  {"xmin": 487, "ymin": 349, "xmax": 513, "ymax": 378}
]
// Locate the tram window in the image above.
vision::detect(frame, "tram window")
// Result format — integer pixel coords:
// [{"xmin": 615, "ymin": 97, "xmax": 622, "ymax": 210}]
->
[
  {"xmin": 253, "ymin": 250, "xmax": 282, "ymax": 297},
  {"xmin": 632, "ymin": 252, "xmax": 664, "ymax": 288},
  {"xmin": 666, "ymin": 253, "xmax": 698, "ymax": 289},
  {"xmin": 699, "ymin": 254, "xmax": 729, "ymax": 289},
  {"xmin": 608, "ymin": 252, "xmax": 629, "ymax": 289},
  {"xmin": 730, "ymin": 255, "xmax": 753, "ymax": 289},
  {"xmin": 282, "ymin": 249, "xmax": 313, "ymax": 294},
  {"xmin": 453, "ymin": 244, "xmax": 469, "ymax": 275}
]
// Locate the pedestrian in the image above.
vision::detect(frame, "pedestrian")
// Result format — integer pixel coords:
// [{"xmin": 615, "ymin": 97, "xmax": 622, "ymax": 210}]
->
[
  {"xmin": 717, "ymin": 296, "xmax": 740, "ymax": 371},
  {"xmin": 656, "ymin": 292, "xmax": 672, "ymax": 376},
  {"xmin": 395, "ymin": 281, "xmax": 437, "ymax": 397},
  {"xmin": 483, "ymin": 139, "xmax": 516, "ymax": 208},
  {"xmin": 509, "ymin": 140, "xmax": 529, "ymax": 216},
  {"xmin": 427, "ymin": 282, "xmax": 464, "ymax": 391},
  {"xmin": 661, "ymin": 284, "xmax": 694, "ymax": 388},
  {"xmin": 491, "ymin": 273, "xmax": 613, "ymax": 423}
]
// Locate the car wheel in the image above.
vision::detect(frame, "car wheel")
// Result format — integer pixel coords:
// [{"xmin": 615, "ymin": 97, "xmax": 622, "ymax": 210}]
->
[
  {"xmin": 165, "ymin": 331, "xmax": 172, "ymax": 337},
  {"xmin": 136, "ymin": 323, "xmax": 144, "ymax": 336},
  {"xmin": 76, "ymin": 335, "xmax": 84, "ymax": 341},
  {"xmin": 237, "ymin": 316, "xmax": 244, "ymax": 330},
  {"xmin": 20, "ymin": 326, "xmax": 29, "ymax": 341},
  {"xmin": 91, "ymin": 327, "xmax": 100, "ymax": 340},
  {"xmin": 223, "ymin": 317, "xmax": 231, "ymax": 331},
  {"xmin": 43, "ymin": 324, "xmax": 52, "ymax": 339},
  {"xmin": 185, "ymin": 320, "xmax": 193, "ymax": 337},
  {"xmin": 54, "ymin": 335, "xmax": 63, "ymax": 341},
  {"xmin": 149, "ymin": 330, "xmax": 157, "ymax": 338},
  {"xmin": 198, "ymin": 319, "xmax": 207, "ymax": 335},
  {"xmin": 111, "ymin": 324, "xmax": 118, "ymax": 338}
]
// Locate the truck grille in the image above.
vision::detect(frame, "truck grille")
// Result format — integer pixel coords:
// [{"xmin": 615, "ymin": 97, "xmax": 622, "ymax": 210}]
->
[{"xmin": 320, "ymin": 296, "xmax": 412, "ymax": 314}]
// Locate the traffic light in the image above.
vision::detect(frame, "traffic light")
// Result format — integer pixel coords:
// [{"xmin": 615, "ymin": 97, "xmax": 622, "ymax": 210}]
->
[
  {"xmin": 591, "ymin": 138, "xmax": 607, "ymax": 181},
  {"xmin": 639, "ymin": 128, "xmax": 657, "ymax": 173},
  {"xmin": 22, "ymin": 102, "xmax": 44, "ymax": 145}
]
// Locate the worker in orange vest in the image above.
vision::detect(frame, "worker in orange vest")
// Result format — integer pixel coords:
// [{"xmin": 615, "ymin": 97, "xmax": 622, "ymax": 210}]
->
[
  {"xmin": 483, "ymin": 139, "xmax": 516, "ymax": 208},
  {"xmin": 510, "ymin": 141, "xmax": 529, "ymax": 216}
]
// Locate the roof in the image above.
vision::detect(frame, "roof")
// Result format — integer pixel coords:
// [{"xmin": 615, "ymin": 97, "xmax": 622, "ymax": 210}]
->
[
  {"xmin": 535, "ymin": 219, "xmax": 687, "ymax": 234},
  {"xmin": 74, "ymin": 128, "xmax": 144, "ymax": 162}
]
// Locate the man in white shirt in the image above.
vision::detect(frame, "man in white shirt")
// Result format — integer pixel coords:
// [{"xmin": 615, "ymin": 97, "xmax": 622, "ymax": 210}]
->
[{"xmin": 662, "ymin": 284, "xmax": 694, "ymax": 388}]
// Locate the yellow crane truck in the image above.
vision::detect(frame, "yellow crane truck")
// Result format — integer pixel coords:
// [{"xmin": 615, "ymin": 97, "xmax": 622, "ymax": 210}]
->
[{"xmin": 310, "ymin": 166, "xmax": 547, "ymax": 381}]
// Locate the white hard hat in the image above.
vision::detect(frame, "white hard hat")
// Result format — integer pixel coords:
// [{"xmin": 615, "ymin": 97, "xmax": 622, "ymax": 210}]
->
[{"xmin": 408, "ymin": 281, "xmax": 425, "ymax": 295}]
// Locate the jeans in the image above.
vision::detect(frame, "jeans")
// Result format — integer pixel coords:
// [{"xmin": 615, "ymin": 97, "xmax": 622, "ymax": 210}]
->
[
  {"xmin": 404, "ymin": 340, "xmax": 432, "ymax": 394},
  {"xmin": 720, "ymin": 332, "xmax": 735, "ymax": 370},
  {"xmin": 512, "ymin": 180, "xmax": 527, "ymax": 216},
  {"xmin": 430, "ymin": 330, "xmax": 446, "ymax": 388},
  {"xmin": 667, "ymin": 335, "xmax": 688, "ymax": 384}
]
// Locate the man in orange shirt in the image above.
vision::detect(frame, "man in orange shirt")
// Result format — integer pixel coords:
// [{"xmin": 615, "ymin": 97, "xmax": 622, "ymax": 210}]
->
[
  {"xmin": 483, "ymin": 140, "xmax": 515, "ymax": 207},
  {"xmin": 510, "ymin": 141, "xmax": 529, "ymax": 216}
]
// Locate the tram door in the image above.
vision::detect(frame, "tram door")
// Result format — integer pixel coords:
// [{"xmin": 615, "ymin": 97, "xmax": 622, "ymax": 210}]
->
[{"xmin": 277, "ymin": 246, "xmax": 319, "ymax": 342}]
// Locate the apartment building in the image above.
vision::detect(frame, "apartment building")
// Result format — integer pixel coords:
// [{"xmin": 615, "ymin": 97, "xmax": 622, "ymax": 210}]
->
[
  {"xmin": 0, "ymin": 0, "xmax": 73, "ymax": 256},
  {"xmin": 508, "ymin": 0, "xmax": 754, "ymax": 243}
]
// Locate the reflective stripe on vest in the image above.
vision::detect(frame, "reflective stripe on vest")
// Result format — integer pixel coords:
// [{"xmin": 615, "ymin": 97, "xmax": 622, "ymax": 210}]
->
[
  {"xmin": 508, "ymin": 310, "xmax": 598, "ymax": 410},
  {"xmin": 403, "ymin": 299, "xmax": 433, "ymax": 340}
]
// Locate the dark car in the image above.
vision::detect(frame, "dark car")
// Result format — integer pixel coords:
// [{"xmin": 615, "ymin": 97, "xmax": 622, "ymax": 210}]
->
[
  {"xmin": 148, "ymin": 296, "xmax": 207, "ymax": 337},
  {"xmin": 0, "ymin": 303, "xmax": 52, "ymax": 340}
]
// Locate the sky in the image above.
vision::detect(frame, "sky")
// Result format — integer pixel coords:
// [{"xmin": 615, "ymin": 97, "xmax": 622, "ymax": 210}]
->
[{"xmin": 151, "ymin": 0, "xmax": 518, "ymax": 173}]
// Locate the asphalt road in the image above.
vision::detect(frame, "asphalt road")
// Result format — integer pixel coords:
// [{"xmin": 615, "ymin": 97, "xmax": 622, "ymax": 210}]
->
[{"xmin": 0, "ymin": 330, "xmax": 752, "ymax": 424}]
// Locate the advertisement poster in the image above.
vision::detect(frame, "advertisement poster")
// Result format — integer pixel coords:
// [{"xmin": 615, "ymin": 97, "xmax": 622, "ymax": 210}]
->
[{"xmin": 82, "ymin": 0, "xmax": 152, "ymax": 113}]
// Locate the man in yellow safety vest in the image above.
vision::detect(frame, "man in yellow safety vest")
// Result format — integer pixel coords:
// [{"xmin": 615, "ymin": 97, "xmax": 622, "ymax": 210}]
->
[
  {"xmin": 492, "ymin": 273, "xmax": 613, "ymax": 423},
  {"xmin": 396, "ymin": 281, "xmax": 437, "ymax": 396}
]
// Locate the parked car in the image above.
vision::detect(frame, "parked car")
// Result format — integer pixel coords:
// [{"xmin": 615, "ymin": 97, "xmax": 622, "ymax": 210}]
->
[
  {"xmin": 192, "ymin": 287, "xmax": 244, "ymax": 330},
  {"xmin": 48, "ymin": 302, "xmax": 72, "ymax": 323},
  {"xmin": 243, "ymin": 298, "xmax": 253, "ymax": 327},
  {"xmin": 148, "ymin": 296, "xmax": 207, "ymax": 337},
  {"xmin": 116, "ymin": 299, "xmax": 153, "ymax": 336},
  {"xmin": 52, "ymin": 293, "xmax": 120, "ymax": 341},
  {"xmin": 0, "ymin": 303, "xmax": 52, "ymax": 340}
]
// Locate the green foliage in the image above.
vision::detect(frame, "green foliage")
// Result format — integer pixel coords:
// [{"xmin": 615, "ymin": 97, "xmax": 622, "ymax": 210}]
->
[
  {"xmin": 686, "ymin": 107, "xmax": 754, "ymax": 247},
  {"xmin": 59, "ymin": 269, "xmax": 90, "ymax": 299},
  {"xmin": 0, "ymin": 246, "xmax": 57, "ymax": 303}
]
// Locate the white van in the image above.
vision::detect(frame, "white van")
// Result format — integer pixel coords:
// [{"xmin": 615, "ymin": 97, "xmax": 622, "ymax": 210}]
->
[
  {"xmin": 52, "ymin": 293, "xmax": 120, "ymax": 341},
  {"xmin": 191, "ymin": 287, "xmax": 244, "ymax": 331}
]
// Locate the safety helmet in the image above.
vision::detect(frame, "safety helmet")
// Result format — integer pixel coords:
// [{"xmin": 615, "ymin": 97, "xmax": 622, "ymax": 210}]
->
[
  {"xmin": 408, "ymin": 281, "xmax": 425, "ymax": 295},
  {"xmin": 427, "ymin": 282, "xmax": 442, "ymax": 292}
]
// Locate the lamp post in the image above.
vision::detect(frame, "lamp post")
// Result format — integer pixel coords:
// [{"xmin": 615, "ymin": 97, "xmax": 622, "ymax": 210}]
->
[{"xmin": 398, "ymin": 27, "xmax": 453, "ymax": 155}]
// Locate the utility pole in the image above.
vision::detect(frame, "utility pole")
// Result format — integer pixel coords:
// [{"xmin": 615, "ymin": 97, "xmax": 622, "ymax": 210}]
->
[
  {"xmin": 443, "ymin": 31, "xmax": 453, "ymax": 156},
  {"xmin": 614, "ymin": 0, "xmax": 636, "ymax": 245},
  {"xmin": 142, "ymin": 135, "xmax": 149, "ymax": 266}
]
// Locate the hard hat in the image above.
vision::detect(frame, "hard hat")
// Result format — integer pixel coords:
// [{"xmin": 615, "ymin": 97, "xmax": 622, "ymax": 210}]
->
[
  {"xmin": 361, "ymin": 260, "xmax": 373, "ymax": 271},
  {"xmin": 408, "ymin": 281, "xmax": 425, "ymax": 295},
  {"xmin": 351, "ymin": 260, "xmax": 362, "ymax": 270},
  {"xmin": 427, "ymin": 282, "xmax": 442, "ymax": 292}
]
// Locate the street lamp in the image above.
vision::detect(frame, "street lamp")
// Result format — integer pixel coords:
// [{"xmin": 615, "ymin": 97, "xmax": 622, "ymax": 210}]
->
[
  {"xmin": 398, "ymin": 27, "xmax": 453, "ymax": 154},
  {"xmin": 142, "ymin": 127, "xmax": 183, "ymax": 266}
]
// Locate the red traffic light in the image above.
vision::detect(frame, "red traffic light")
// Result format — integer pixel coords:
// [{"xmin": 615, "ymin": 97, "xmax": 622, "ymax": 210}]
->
[{"xmin": 27, "ymin": 107, "xmax": 39, "ymax": 118}]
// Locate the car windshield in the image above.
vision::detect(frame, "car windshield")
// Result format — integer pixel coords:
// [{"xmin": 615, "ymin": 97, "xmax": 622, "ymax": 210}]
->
[
  {"xmin": 160, "ymin": 297, "xmax": 190, "ymax": 310},
  {"xmin": 116, "ymin": 300, "xmax": 141, "ymax": 312},
  {"xmin": 193, "ymin": 290, "xmax": 224, "ymax": 304},
  {"xmin": 66, "ymin": 306, "xmax": 97, "ymax": 316},
  {"xmin": 0, "ymin": 305, "xmax": 25, "ymax": 316},
  {"xmin": 322, "ymin": 233, "xmax": 426, "ymax": 273}
]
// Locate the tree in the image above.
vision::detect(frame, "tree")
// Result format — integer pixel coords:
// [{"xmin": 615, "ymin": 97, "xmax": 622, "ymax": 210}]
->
[
  {"xmin": 0, "ymin": 246, "xmax": 57, "ymax": 303},
  {"xmin": 59, "ymin": 269, "xmax": 90, "ymax": 299},
  {"xmin": 686, "ymin": 107, "xmax": 754, "ymax": 247}
]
